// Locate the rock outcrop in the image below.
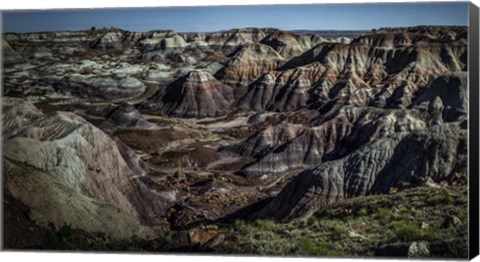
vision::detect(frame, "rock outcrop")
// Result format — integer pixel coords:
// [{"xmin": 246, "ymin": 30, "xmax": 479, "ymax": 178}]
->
[
  {"xmin": 412, "ymin": 72, "xmax": 468, "ymax": 122},
  {"xmin": 216, "ymin": 43, "xmax": 285, "ymax": 95},
  {"xmin": 2, "ymin": 98, "xmax": 172, "ymax": 237},
  {"xmin": 2, "ymin": 39, "xmax": 24, "ymax": 64},
  {"xmin": 84, "ymin": 103, "xmax": 155, "ymax": 129},
  {"xmin": 225, "ymin": 105, "xmax": 427, "ymax": 180},
  {"xmin": 44, "ymin": 74, "xmax": 146, "ymax": 100},
  {"xmin": 238, "ymin": 63, "xmax": 327, "ymax": 111},
  {"xmin": 142, "ymin": 70, "xmax": 234, "ymax": 117},
  {"xmin": 4, "ymin": 26, "xmax": 466, "ymax": 111},
  {"xmin": 252, "ymin": 123, "xmax": 467, "ymax": 221}
]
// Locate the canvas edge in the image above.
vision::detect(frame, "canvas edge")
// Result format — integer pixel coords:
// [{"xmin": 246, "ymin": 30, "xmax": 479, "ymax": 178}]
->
[{"xmin": 468, "ymin": 1, "xmax": 480, "ymax": 260}]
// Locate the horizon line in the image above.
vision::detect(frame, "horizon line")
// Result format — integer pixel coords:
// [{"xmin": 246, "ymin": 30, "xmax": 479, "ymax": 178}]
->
[{"xmin": 2, "ymin": 24, "xmax": 468, "ymax": 34}]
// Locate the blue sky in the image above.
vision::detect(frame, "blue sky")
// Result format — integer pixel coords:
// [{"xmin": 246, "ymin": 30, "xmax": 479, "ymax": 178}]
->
[{"xmin": 2, "ymin": 2, "xmax": 469, "ymax": 33}]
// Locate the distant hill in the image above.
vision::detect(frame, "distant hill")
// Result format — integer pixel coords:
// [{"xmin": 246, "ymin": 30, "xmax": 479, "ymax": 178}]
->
[{"xmin": 289, "ymin": 29, "xmax": 369, "ymax": 37}]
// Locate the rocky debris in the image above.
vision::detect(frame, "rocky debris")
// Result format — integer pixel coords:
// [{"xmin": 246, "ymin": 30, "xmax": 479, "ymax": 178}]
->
[
  {"xmin": 142, "ymin": 70, "xmax": 234, "ymax": 118},
  {"xmin": 189, "ymin": 228, "xmax": 218, "ymax": 246},
  {"xmin": 154, "ymin": 147, "xmax": 220, "ymax": 169},
  {"xmin": 420, "ymin": 177, "xmax": 442, "ymax": 188},
  {"xmin": 204, "ymin": 233, "xmax": 225, "ymax": 248},
  {"xmin": 408, "ymin": 241, "xmax": 430, "ymax": 257},
  {"xmin": 348, "ymin": 230, "xmax": 368, "ymax": 240},
  {"xmin": 442, "ymin": 215, "xmax": 462, "ymax": 228}
]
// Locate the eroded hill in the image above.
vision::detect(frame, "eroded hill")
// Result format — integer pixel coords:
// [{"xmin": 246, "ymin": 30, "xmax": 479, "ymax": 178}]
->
[{"xmin": 2, "ymin": 26, "xmax": 469, "ymax": 257}]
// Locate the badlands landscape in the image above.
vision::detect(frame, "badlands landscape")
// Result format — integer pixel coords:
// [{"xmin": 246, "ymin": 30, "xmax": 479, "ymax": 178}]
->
[{"xmin": 2, "ymin": 26, "xmax": 469, "ymax": 257}]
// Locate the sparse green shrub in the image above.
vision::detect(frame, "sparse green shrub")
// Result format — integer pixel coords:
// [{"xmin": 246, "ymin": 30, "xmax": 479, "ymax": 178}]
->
[
  {"xmin": 392, "ymin": 207, "xmax": 412, "ymax": 221},
  {"xmin": 255, "ymin": 238, "xmax": 294, "ymax": 255},
  {"xmin": 325, "ymin": 220, "xmax": 347, "ymax": 240},
  {"xmin": 455, "ymin": 196, "xmax": 467, "ymax": 205},
  {"xmin": 297, "ymin": 238, "xmax": 327, "ymax": 256},
  {"xmin": 386, "ymin": 230, "xmax": 396, "ymax": 240},
  {"xmin": 233, "ymin": 219, "xmax": 247, "ymax": 231},
  {"xmin": 376, "ymin": 207, "xmax": 391, "ymax": 220},
  {"xmin": 427, "ymin": 194, "xmax": 454, "ymax": 206},
  {"xmin": 333, "ymin": 224, "xmax": 346, "ymax": 235},
  {"xmin": 356, "ymin": 207, "xmax": 369, "ymax": 216},
  {"xmin": 445, "ymin": 225, "xmax": 468, "ymax": 258},
  {"xmin": 391, "ymin": 221, "xmax": 426, "ymax": 242},
  {"xmin": 29, "ymin": 209, "xmax": 48, "ymax": 227},
  {"xmin": 298, "ymin": 218, "xmax": 310, "ymax": 227},
  {"xmin": 307, "ymin": 215, "xmax": 317, "ymax": 226},
  {"xmin": 323, "ymin": 208, "xmax": 340, "ymax": 218},
  {"xmin": 398, "ymin": 205, "xmax": 409, "ymax": 213},
  {"xmin": 296, "ymin": 238, "xmax": 347, "ymax": 257},
  {"xmin": 255, "ymin": 219, "xmax": 275, "ymax": 231}
]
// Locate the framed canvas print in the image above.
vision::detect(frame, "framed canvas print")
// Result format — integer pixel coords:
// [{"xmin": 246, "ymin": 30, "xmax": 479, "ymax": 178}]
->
[{"xmin": 1, "ymin": 0, "xmax": 479, "ymax": 259}]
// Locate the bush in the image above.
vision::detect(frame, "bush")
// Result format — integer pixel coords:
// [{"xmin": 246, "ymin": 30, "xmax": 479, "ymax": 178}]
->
[
  {"xmin": 254, "ymin": 219, "xmax": 275, "ymax": 231},
  {"xmin": 255, "ymin": 238, "xmax": 294, "ymax": 255},
  {"xmin": 332, "ymin": 223, "xmax": 347, "ymax": 235},
  {"xmin": 297, "ymin": 238, "xmax": 328, "ymax": 256},
  {"xmin": 356, "ymin": 207, "xmax": 369, "ymax": 216},
  {"xmin": 391, "ymin": 221, "xmax": 426, "ymax": 242},
  {"xmin": 323, "ymin": 208, "xmax": 340, "ymax": 218},
  {"xmin": 376, "ymin": 207, "xmax": 391, "ymax": 220},
  {"xmin": 307, "ymin": 216, "xmax": 318, "ymax": 226},
  {"xmin": 324, "ymin": 220, "xmax": 347, "ymax": 240},
  {"xmin": 233, "ymin": 219, "xmax": 247, "ymax": 230},
  {"xmin": 330, "ymin": 221, "xmax": 347, "ymax": 234},
  {"xmin": 427, "ymin": 194, "xmax": 454, "ymax": 205},
  {"xmin": 29, "ymin": 209, "xmax": 48, "ymax": 227},
  {"xmin": 392, "ymin": 206, "xmax": 412, "ymax": 221},
  {"xmin": 386, "ymin": 230, "xmax": 396, "ymax": 240},
  {"xmin": 446, "ymin": 225, "xmax": 468, "ymax": 258},
  {"xmin": 296, "ymin": 238, "xmax": 347, "ymax": 257}
]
